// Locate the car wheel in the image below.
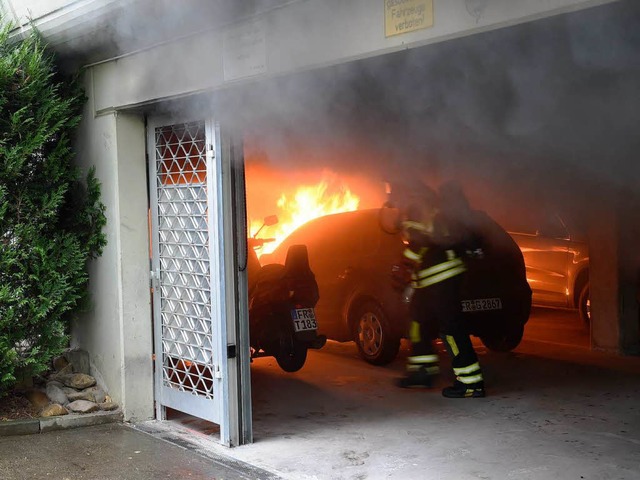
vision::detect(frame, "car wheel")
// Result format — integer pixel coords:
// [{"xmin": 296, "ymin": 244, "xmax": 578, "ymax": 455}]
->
[
  {"xmin": 352, "ymin": 301, "xmax": 400, "ymax": 365},
  {"xmin": 578, "ymin": 283, "xmax": 591, "ymax": 325},
  {"xmin": 275, "ymin": 340, "xmax": 308, "ymax": 373},
  {"xmin": 480, "ymin": 324, "xmax": 524, "ymax": 352}
]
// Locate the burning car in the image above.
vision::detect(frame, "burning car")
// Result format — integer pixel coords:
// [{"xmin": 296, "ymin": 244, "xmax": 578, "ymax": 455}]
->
[
  {"xmin": 261, "ymin": 209, "xmax": 407, "ymax": 365},
  {"xmin": 261, "ymin": 207, "xmax": 533, "ymax": 365}
]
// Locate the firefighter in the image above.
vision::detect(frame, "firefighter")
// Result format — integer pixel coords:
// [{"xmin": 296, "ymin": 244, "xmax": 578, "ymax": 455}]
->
[{"xmin": 394, "ymin": 184, "xmax": 485, "ymax": 398}]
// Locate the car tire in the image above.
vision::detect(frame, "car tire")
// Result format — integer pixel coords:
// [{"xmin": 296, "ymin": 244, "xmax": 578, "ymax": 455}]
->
[
  {"xmin": 480, "ymin": 324, "xmax": 524, "ymax": 352},
  {"xmin": 352, "ymin": 301, "xmax": 400, "ymax": 365},
  {"xmin": 578, "ymin": 283, "xmax": 591, "ymax": 325},
  {"xmin": 275, "ymin": 340, "xmax": 308, "ymax": 373}
]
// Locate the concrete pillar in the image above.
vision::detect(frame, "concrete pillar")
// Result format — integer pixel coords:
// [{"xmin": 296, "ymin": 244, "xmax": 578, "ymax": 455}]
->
[
  {"xmin": 588, "ymin": 194, "xmax": 620, "ymax": 352},
  {"xmin": 589, "ymin": 190, "xmax": 640, "ymax": 355},
  {"xmin": 73, "ymin": 70, "xmax": 153, "ymax": 421},
  {"xmin": 113, "ymin": 112, "xmax": 155, "ymax": 420},
  {"xmin": 618, "ymin": 201, "xmax": 640, "ymax": 354}
]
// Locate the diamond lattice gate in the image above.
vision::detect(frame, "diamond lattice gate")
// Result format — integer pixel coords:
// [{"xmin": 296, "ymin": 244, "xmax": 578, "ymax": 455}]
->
[{"xmin": 148, "ymin": 119, "xmax": 229, "ymax": 432}]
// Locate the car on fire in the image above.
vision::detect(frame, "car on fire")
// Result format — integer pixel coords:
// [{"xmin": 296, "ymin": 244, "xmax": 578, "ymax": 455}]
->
[
  {"xmin": 262, "ymin": 209, "xmax": 408, "ymax": 365},
  {"xmin": 261, "ymin": 208, "xmax": 533, "ymax": 365}
]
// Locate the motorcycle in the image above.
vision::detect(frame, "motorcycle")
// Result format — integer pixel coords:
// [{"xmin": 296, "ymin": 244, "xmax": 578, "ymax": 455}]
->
[{"xmin": 247, "ymin": 216, "xmax": 326, "ymax": 372}]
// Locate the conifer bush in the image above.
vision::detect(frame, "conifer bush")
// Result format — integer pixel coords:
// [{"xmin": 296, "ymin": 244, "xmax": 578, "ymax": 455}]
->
[{"xmin": 0, "ymin": 22, "xmax": 106, "ymax": 395}]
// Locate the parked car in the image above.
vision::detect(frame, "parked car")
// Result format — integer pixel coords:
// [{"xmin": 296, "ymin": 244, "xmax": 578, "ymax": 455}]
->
[
  {"xmin": 504, "ymin": 213, "xmax": 590, "ymax": 324},
  {"xmin": 261, "ymin": 208, "xmax": 532, "ymax": 365},
  {"xmin": 262, "ymin": 209, "xmax": 408, "ymax": 365}
]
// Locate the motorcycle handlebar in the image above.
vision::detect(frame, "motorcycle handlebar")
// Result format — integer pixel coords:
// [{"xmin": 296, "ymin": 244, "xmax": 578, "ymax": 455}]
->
[{"xmin": 248, "ymin": 237, "xmax": 276, "ymax": 248}]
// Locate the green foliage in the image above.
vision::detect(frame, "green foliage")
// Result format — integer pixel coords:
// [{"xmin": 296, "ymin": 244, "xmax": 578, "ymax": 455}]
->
[{"xmin": 0, "ymin": 21, "xmax": 106, "ymax": 395}]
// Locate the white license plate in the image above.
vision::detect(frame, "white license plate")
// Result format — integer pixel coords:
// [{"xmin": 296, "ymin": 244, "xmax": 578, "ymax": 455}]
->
[
  {"xmin": 461, "ymin": 298, "xmax": 503, "ymax": 313},
  {"xmin": 291, "ymin": 308, "xmax": 317, "ymax": 332}
]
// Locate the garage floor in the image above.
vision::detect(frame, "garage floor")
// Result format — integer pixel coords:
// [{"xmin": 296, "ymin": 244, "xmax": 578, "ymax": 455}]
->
[{"xmin": 157, "ymin": 309, "xmax": 640, "ymax": 480}]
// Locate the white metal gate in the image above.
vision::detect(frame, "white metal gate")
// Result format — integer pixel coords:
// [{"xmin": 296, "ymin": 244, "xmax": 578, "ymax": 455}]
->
[{"xmin": 148, "ymin": 119, "xmax": 229, "ymax": 437}]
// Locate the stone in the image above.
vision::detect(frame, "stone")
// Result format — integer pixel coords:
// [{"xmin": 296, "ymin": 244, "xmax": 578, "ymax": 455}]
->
[
  {"xmin": 59, "ymin": 373, "xmax": 96, "ymax": 390},
  {"xmin": 47, "ymin": 380, "xmax": 64, "ymax": 389},
  {"xmin": 46, "ymin": 383, "xmax": 69, "ymax": 406},
  {"xmin": 51, "ymin": 363, "xmax": 73, "ymax": 378},
  {"xmin": 25, "ymin": 390, "xmax": 50, "ymax": 410},
  {"xmin": 85, "ymin": 386, "xmax": 107, "ymax": 404},
  {"xmin": 98, "ymin": 401, "xmax": 119, "ymax": 411},
  {"xmin": 40, "ymin": 404, "xmax": 68, "ymax": 417},
  {"xmin": 52, "ymin": 355, "xmax": 69, "ymax": 372},
  {"xmin": 66, "ymin": 400, "xmax": 100, "ymax": 414},
  {"xmin": 67, "ymin": 390, "xmax": 95, "ymax": 402},
  {"xmin": 62, "ymin": 387, "xmax": 79, "ymax": 396},
  {"xmin": 64, "ymin": 349, "xmax": 90, "ymax": 375}
]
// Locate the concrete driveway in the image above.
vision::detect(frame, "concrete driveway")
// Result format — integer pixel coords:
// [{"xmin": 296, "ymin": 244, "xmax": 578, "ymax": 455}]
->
[{"xmin": 157, "ymin": 309, "xmax": 640, "ymax": 480}]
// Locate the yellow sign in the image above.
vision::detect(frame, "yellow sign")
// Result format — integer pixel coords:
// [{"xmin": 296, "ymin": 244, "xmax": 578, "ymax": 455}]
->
[{"xmin": 384, "ymin": 0, "xmax": 433, "ymax": 37}]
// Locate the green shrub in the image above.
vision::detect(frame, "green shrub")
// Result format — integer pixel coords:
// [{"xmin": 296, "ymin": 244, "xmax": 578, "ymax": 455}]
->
[{"xmin": 0, "ymin": 22, "xmax": 106, "ymax": 395}]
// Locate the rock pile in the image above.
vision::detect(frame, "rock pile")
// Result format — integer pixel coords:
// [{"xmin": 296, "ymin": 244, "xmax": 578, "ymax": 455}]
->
[{"xmin": 26, "ymin": 349, "xmax": 118, "ymax": 418}]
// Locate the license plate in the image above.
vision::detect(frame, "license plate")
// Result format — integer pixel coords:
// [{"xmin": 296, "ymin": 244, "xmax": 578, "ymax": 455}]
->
[
  {"xmin": 291, "ymin": 308, "xmax": 318, "ymax": 332},
  {"xmin": 461, "ymin": 298, "xmax": 503, "ymax": 313}
]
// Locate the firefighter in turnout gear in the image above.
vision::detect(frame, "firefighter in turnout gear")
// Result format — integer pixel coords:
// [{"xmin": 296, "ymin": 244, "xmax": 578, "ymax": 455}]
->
[{"xmin": 395, "ymin": 185, "xmax": 486, "ymax": 398}]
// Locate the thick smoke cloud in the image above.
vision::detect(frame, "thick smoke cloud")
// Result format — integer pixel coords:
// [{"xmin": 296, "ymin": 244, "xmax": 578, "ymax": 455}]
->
[{"xmin": 218, "ymin": 0, "xmax": 639, "ymax": 234}]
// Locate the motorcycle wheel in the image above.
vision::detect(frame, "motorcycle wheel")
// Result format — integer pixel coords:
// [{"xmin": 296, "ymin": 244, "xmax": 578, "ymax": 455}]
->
[
  {"xmin": 352, "ymin": 301, "xmax": 400, "ymax": 366},
  {"xmin": 480, "ymin": 324, "xmax": 524, "ymax": 352},
  {"xmin": 275, "ymin": 341, "xmax": 308, "ymax": 373}
]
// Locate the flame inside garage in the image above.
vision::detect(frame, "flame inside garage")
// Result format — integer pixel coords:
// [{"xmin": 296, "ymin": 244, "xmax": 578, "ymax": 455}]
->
[{"xmin": 244, "ymin": 138, "xmax": 387, "ymax": 257}]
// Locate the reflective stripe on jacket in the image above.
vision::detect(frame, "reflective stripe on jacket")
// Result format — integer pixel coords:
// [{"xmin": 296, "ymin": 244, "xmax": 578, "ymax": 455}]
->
[{"xmin": 401, "ymin": 218, "xmax": 466, "ymax": 289}]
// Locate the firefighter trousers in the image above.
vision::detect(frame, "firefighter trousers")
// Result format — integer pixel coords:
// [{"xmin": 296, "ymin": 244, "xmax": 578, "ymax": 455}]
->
[{"xmin": 407, "ymin": 276, "xmax": 483, "ymax": 387}]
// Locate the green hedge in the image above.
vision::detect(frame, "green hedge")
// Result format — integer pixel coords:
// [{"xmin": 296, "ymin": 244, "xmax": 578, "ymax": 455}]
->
[{"xmin": 0, "ymin": 22, "xmax": 106, "ymax": 395}]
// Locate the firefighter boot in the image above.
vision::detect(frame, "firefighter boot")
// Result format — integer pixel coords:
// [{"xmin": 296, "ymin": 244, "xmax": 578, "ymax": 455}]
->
[
  {"xmin": 396, "ymin": 367, "xmax": 433, "ymax": 389},
  {"xmin": 442, "ymin": 380, "xmax": 485, "ymax": 398}
]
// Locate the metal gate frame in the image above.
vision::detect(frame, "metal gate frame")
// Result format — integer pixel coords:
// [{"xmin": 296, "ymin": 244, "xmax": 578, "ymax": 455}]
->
[{"xmin": 147, "ymin": 116, "xmax": 236, "ymax": 444}]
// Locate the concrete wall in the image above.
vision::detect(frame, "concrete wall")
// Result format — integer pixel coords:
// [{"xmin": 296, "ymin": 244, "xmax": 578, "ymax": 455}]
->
[{"xmin": 73, "ymin": 70, "xmax": 154, "ymax": 421}]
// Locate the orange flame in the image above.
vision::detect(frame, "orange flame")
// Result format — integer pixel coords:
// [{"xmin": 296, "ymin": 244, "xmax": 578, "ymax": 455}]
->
[{"xmin": 250, "ymin": 179, "xmax": 360, "ymax": 255}]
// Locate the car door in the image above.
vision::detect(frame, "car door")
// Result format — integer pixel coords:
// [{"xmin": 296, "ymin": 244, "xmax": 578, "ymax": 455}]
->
[
  {"xmin": 509, "ymin": 214, "xmax": 571, "ymax": 307},
  {"xmin": 305, "ymin": 215, "xmax": 359, "ymax": 340}
]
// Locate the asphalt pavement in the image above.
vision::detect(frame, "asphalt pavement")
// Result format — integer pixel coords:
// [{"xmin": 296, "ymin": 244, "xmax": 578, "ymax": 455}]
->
[{"xmin": 0, "ymin": 422, "xmax": 276, "ymax": 480}]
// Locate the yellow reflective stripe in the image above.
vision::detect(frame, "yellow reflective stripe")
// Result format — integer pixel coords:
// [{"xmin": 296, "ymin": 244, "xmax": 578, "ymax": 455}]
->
[
  {"xmin": 453, "ymin": 362, "xmax": 481, "ymax": 376},
  {"xmin": 415, "ymin": 266, "xmax": 466, "ymax": 287},
  {"xmin": 406, "ymin": 364, "xmax": 421, "ymax": 372},
  {"xmin": 445, "ymin": 335, "xmax": 459, "ymax": 357},
  {"xmin": 402, "ymin": 220, "xmax": 431, "ymax": 234},
  {"xmin": 408, "ymin": 355, "xmax": 439, "ymax": 364},
  {"xmin": 425, "ymin": 366, "xmax": 440, "ymax": 375},
  {"xmin": 409, "ymin": 321, "xmax": 421, "ymax": 343},
  {"xmin": 403, "ymin": 248, "xmax": 422, "ymax": 262},
  {"xmin": 416, "ymin": 258, "xmax": 464, "ymax": 279},
  {"xmin": 457, "ymin": 373, "xmax": 484, "ymax": 384}
]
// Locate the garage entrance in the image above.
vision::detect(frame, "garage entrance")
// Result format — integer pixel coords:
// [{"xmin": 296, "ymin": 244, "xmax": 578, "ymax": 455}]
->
[{"xmin": 145, "ymin": 0, "xmax": 638, "ymax": 453}]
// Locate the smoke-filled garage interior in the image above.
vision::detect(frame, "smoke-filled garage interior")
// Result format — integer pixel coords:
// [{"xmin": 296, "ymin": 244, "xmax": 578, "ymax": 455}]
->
[
  {"xmin": 158, "ymin": 0, "xmax": 640, "ymax": 455},
  {"xmin": 16, "ymin": 0, "xmax": 639, "ymax": 475},
  {"xmin": 233, "ymin": 0, "xmax": 639, "ymax": 363}
]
